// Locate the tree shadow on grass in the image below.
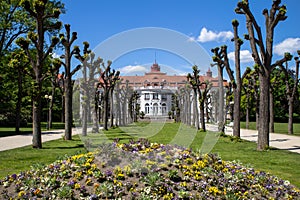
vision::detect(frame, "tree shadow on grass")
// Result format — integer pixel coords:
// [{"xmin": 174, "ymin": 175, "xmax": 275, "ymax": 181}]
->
[
  {"xmin": 0, "ymin": 130, "xmax": 32, "ymax": 138},
  {"xmin": 43, "ymin": 144, "xmax": 85, "ymax": 150}
]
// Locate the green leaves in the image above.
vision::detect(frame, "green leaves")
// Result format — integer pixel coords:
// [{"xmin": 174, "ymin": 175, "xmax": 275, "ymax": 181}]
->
[
  {"xmin": 284, "ymin": 52, "xmax": 293, "ymax": 61},
  {"xmin": 15, "ymin": 37, "xmax": 30, "ymax": 49}
]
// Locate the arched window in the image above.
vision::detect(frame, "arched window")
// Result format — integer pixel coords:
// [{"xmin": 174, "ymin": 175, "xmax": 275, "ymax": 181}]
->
[
  {"xmin": 153, "ymin": 103, "xmax": 158, "ymax": 115},
  {"xmin": 145, "ymin": 103, "xmax": 150, "ymax": 114},
  {"xmin": 162, "ymin": 103, "xmax": 167, "ymax": 115}
]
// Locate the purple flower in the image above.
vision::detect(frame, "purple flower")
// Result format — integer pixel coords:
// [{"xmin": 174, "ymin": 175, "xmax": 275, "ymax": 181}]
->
[
  {"xmin": 67, "ymin": 180, "xmax": 75, "ymax": 186},
  {"xmin": 105, "ymin": 170, "xmax": 113, "ymax": 176},
  {"xmin": 89, "ymin": 194, "xmax": 98, "ymax": 200}
]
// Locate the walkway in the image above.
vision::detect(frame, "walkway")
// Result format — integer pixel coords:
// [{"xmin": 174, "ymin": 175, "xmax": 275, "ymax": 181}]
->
[
  {"xmin": 222, "ymin": 125, "xmax": 300, "ymax": 154},
  {"xmin": 0, "ymin": 129, "xmax": 71, "ymax": 151}
]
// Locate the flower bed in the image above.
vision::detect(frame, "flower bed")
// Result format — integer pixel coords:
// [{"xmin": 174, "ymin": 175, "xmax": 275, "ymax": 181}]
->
[{"xmin": 0, "ymin": 138, "xmax": 299, "ymax": 199}]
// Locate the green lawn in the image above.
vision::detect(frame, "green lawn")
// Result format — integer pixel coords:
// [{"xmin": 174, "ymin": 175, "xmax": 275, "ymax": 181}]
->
[
  {"xmin": 1, "ymin": 122, "xmax": 300, "ymax": 189},
  {"xmin": 240, "ymin": 121, "xmax": 300, "ymax": 136}
]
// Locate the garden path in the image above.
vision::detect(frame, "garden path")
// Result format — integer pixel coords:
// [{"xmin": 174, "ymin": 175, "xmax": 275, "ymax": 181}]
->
[
  {"xmin": 207, "ymin": 124, "xmax": 300, "ymax": 154},
  {"xmin": 0, "ymin": 129, "xmax": 80, "ymax": 151}
]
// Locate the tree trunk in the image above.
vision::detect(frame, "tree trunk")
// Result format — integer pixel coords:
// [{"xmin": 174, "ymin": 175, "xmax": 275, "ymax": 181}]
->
[
  {"xmin": 82, "ymin": 104, "xmax": 87, "ymax": 136},
  {"xmin": 15, "ymin": 68, "xmax": 23, "ymax": 134},
  {"xmin": 246, "ymin": 103, "xmax": 250, "ymax": 129},
  {"xmin": 187, "ymin": 92, "xmax": 191, "ymax": 126},
  {"xmin": 218, "ymin": 67, "xmax": 225, "ymax": 132},
  {"xmin": 193, "ymin": 90, "xmax": 199, "ymax": 129},
  {"xmin": 110, "ymin": 89, "xmax": 114, "ymax": 127},
  {"xmin": 64, "ymin": 78, "xmax": 73, "ymax": 140},
  {"xmin": 199, "ymin": 102, "xmax": 206, "ymax": 131},
  {"xmin": 233, "ymin": 88, "xmax": 241, "ymax": 137},
  {"xmin": 61, "ymin": 93, "xmax": 65, "ymax": 123},
  {"xmin": 49, "ymin": 83, "xmax": 55, "ymax": 129},
  {"xmin": 32, "ymin": 81, "xmax": 42, "ymax": 148},
  {"xmin": 103, "ymin": 90, "xmax": 109, "ymax": 130},
  {"xmin": 257, "ymin": 73, "xmax": 270, "ymax": 150},
  {"xmin": 255, "ymin": 93, "xmax": 259, "ymax": 130},
  {"xmin": 48, "ymin": 98, "xmax": 53, "ymax": 130},
  {"xmin": 288, "ymin": 98, "xmax": 294, "ymax": 134},
  {"xmin": 269, "ymin": 91, "xmax": 274, "ymax": 133},
  {"xmin": 92, "ymin": 87, "xmax": 99, "ymax": 133}
]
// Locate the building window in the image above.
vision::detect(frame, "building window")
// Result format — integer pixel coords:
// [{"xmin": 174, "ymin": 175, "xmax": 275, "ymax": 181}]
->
[
  {"xmin": 162, "ymin": 103, "xmax": 167, "ymax": 115},
  {"xmin": 145, "ymin": 103, "xmax": 150, "ymax": 114},
  {"xmin": 161, "ymin": 94, "xmax": 167, "ymax": 101},
  {"xmin": 153, "ymin": 103, "xmax": 158, "ymax": 115},
  {"xmin": 153, "ymin": 93, "xmax": 158, "ymax": 100},
  {"xmin": 144, "ymin": 93, "xmax": 150, "ymax": 100}
]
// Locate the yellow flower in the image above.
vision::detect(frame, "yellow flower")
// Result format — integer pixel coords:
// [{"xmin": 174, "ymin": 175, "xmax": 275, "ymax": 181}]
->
[
  {"xmin": 74, "ymin": 183, "xmax": 81, "ymax": 189},
  {"xmin": 18, "ymin": 191, "xmax": 26, "ymax": 198},
  {"xmin": 117, "ymin": 173, "xmax": 125, "ymax": 180},
  {"xmin": 124, "ymin": 165, "xmax": 131, "ymax": 172},
  {"xmin": 146, "ymin": 160, "xmax": 156, "ymax": 166},
  {"xmin": 87, "ymin": 169, "xmax": 93, "ymax": 176},
  {"xmin": 180, "ymin": 181, "xmax": 187, "ymax": 187},
  {"xmin": 113, "ymin": 179, "xmax": 123, "ymax": 186},
  {"xmin": 185, "ymin": 158, "xmax": 193, "ymax": 164},
  {"xmin": 75, "ymin": 171, "xmax": 82, "ymax": 179},
  {"xmin": 86, "ymin": 177, "xmax": 92, "ymax": 185},
  {"xmin": 91, "ymin": 164, "xmax": 97, "ymax": 170},
  {"xmin": 222, "ymin": 168, "xmax": 229, "ymax": 173},
  {"xmin": 114, "ymin": 166, "xmax": 122, "ymax": 174},
  {"xmin": 163, "ymin": 192, "xmax": 174, "ymax": 200},
  {"xmin": 84, "ymin": 162, "xmax": 91, "ymax": 168},
  {"xmin": 208, "ymin": 186, "xmax": 220, "ymax": 196}
]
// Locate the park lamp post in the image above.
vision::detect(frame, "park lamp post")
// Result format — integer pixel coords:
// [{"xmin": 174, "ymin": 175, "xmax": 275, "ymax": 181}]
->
[{"xmin": 45, "ymin": 94, "xmax": 52, "ymax": 130}]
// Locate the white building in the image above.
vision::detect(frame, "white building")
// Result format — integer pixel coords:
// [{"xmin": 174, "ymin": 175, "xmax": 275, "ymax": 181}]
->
[{"xmin": 120, "ymin": 62, "xmax": 221, "ymax": 117}]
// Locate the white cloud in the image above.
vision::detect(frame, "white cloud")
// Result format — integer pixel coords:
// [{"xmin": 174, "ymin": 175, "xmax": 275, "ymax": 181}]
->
[
  {"xmin": 197, "ymin": 27, "xmax": 233, "ymax": 43},
  {"xmin": 187, "ymin": 37, "xmax": 196, "ymax": 42},
  {"xmin": 50, "ymin": 52, "xmax": 60, "ymax": 59},
  {"xmin": 118, "ymin": 65, "xmax": 147, "ymax": 75},
  {"xmin": 274, "ymin": 38, "xmax": 300, "ymax": 56},
  {"xmin": 228, "ymin": 50, "xmax": 253, "ymax": 63}
]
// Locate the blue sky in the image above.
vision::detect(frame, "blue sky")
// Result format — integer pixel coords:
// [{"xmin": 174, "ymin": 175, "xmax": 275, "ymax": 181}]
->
[{"xmin": 58, "ymin": 0, "xmax": 300, "ymax": 78}]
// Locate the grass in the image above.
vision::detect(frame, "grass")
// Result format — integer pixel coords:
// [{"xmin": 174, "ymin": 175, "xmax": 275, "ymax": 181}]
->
[
  {"xmin": 1, "ymin": 122, "xmax": 300, "ymax": 188},
  {"xmin": 240, "ymin": 121, "xmax": 300, "ymax": 136}
]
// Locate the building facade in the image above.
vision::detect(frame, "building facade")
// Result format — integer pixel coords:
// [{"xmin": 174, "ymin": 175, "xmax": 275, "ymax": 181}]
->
[{"xmin": 120, "ymin": 62, "xmax": 221, "ymax": 117}]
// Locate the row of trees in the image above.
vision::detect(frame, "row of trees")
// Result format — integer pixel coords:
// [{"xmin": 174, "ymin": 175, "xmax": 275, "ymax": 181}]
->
[
  {"xmin": 180, "ymin": 0, "xmax": 299, "ymax": 151},
  {"xmin": 0, "ymin": 0, "xmax": 137, "ymax": 149},
  {"xmin": 0, "ymin": 0, "xmax": 299, "ymax": 152}
]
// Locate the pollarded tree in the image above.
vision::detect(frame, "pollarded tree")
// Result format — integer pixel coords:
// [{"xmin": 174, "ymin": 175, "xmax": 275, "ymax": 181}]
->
[
  {"xmin": 213, "ymin": 21, "xmax": 251, "ymax": 137},
  {"xmin": 211, "ymin": 46, "xmax": 227, "ymax": 133},
  {"xmin": 7, "ymin": 49, "xmax": 29, "ymax": 134},
  {"xmin": 98, "ymin": 62, "xmax": 120, "ymax": 130},
  {"xmin": 278, "ymin": 51, "xmax": 300, "ymax": 134},
  {"xmin": 187, "ymin": 65, "xmax": 210, "ymax": 131},
  {"xmin": 76, "ymin": 43, "xmax": 103, "ymax": 135},
  {"xmin": 235, "ymin": 0, "xmax": 292, "ymax": 150},
  {"xmin": 242, "ymin": 68, "xmax": 260, "ymax": 130},
  {"xmin": 16, "ymin": 0, "xmax": 63, "ymax": 148},
  {"xmin": 59, "ymin": 24, "xmax": 82, "ymax": 140}
]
